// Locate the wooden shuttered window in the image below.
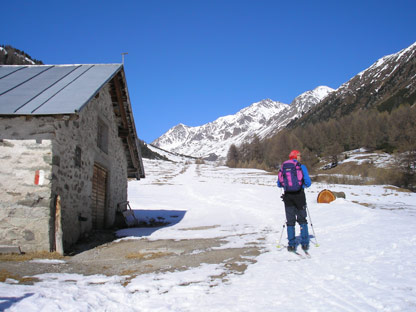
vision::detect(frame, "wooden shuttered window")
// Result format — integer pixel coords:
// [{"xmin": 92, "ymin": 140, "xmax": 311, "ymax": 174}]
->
[{"xmin": 91, "ymin": 164, "xmax": 108, "ymax": 229}]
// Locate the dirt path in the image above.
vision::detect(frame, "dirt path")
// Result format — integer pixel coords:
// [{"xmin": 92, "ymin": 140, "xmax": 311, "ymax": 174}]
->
[
  {"xmin": 0, "ymin": 229, "xmax": 263, "ymax": 284},
  {"xmin": 0, "ymin": 163, "xmax": 268, "ymax": 284}
]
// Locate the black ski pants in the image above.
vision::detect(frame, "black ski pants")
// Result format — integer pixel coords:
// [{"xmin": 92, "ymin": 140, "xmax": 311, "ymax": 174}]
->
[{"xmin": 282, "ymin": 188, "xmax": 308, "ymax": 226}]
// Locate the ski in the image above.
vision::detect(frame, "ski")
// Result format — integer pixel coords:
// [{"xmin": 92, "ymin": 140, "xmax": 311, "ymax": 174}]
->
[
  {"xmin": 277, "ymin": 244, "xmax": 311, "ymax": 259},
  {"xmin": 288, "ymin": 250, "xmax": 306, "ymax": 259},
  {"xmin": 303, "ymin": 250, "xmax": 311, "ymax": 258}
]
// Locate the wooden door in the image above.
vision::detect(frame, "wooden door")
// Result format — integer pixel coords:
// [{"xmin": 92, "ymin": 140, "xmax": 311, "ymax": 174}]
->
[{"xmin": 91, "ymin": 164, "xmax": 107, "ymax": 229}]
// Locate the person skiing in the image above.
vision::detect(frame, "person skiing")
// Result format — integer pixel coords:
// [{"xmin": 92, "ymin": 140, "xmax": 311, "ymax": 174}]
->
[{"xmin": 277, "ymin": 150, "xmax": 312, "ymax": 252}]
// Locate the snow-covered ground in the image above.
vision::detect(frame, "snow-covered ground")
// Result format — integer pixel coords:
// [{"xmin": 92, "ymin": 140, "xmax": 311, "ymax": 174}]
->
[
  {"xmin": 1, "ymin": 159, "xmax": 416, "ymax": 311},
  {"xmin": 340, "ymin": 149, "xmax": 397, "ymax": 168}
]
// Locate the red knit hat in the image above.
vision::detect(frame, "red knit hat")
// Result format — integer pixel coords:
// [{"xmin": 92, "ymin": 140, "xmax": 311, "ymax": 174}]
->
[{"xmin": 289, "ymin": 150, "xmax": 300, "ymax": 160}]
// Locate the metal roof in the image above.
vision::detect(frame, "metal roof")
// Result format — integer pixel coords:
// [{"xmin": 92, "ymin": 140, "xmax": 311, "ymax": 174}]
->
[{"xmin": 0, "ymin": 64, "xmax": 122, "ymax": 115}]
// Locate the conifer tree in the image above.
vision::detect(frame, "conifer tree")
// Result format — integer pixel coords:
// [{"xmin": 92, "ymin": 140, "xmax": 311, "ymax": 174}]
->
[{"xmin": 226, "ymin": 144, "xmax": 239, "ymax": 168}]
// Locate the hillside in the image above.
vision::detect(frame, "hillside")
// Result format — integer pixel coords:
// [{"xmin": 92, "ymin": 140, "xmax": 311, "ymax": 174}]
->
[
  {"xmin": 0, "ymin": 45, "xmax": 43, "ymax": 65},
  {"xmin": 291, "ymin": 42, "xmax": 416, "ymax": 128}
]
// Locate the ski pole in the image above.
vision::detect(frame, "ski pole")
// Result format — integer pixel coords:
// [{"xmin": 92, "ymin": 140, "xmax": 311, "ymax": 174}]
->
[
  {"xmin": 276, "ymin": 223, "xmax": 286, "ymax": 248},
  {"xmin": 306, "ymin": 205, "xmax": 319, "ymax": 247}
]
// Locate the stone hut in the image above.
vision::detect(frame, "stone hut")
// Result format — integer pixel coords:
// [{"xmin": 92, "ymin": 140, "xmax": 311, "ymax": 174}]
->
[{"xmin": 0, "ymin": 64, "xmax": 145, "ymax": 253}]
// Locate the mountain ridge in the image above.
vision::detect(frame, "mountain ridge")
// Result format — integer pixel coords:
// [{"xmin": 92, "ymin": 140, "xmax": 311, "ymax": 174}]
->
[
  {"xmin": 154, "ymin": 41, "xmax": 416, "ymax": 161},
  {"xmin": 0, "ymin": 45, "xmax": 43, "ymax": 65},
  {"xmin": 290, "ymin": 42, "xmax": 416, "ymax": 128},
  {"xmin": 153, "ymin": 86, "xmax": 334, "ymax": 160}
]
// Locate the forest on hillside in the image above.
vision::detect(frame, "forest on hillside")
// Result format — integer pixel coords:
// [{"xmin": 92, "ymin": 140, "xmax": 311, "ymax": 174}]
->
[
  {"xmin": 227, "ymin": 104, "xmax": 416, "ymax": 189},
  {"xmin": 0, "ymin": 45, "xmax": 43, "ymax": 65}
]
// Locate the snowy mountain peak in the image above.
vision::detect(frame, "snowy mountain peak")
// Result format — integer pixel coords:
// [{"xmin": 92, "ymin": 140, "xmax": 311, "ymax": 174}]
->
[
  {"xmin": 239, "ymin": 99, "xmax": 288, "ymax": 118},
  {"xmin": 290, "ymin": 86, "xmax": 334, "ymax": 117},
  {"xmin": 152, "ymin": 87, "xmax": 327, "ymax": 160},
  {"xmin": 355, "ymin": 42, "xmax": 416, "ymax": 81},
  {"xmin": 255, "ymin": 98, "xmax": 284, "ymax": 108},
  {"xmin": 291, "ymin": 86, "xmax": 334, "ymax": 106}
]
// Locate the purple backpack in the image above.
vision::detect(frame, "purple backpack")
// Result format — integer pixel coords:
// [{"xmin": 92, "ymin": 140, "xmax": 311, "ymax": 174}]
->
[{"xmin": 278, "ymin": 160, "xmax": 303, "ymax": 192}]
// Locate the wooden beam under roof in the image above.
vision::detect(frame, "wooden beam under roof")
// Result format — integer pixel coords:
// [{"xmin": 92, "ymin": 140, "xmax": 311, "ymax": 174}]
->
[{"xmin": 113, "ymin": 73, "xmax": 140, "ymax": 177}]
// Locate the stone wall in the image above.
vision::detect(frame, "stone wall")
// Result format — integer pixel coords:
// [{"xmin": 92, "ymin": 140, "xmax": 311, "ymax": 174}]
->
[
  {"xmin": 0, "ymin": 83, "xmax": 129, "ymax": 252},
  {"xmin": 52, "ymin": 84, "xmax": 128, "ymax": 249},
  {"xmin": 0, "ymin": 139, "xmax": 53, "ymax": 252}
]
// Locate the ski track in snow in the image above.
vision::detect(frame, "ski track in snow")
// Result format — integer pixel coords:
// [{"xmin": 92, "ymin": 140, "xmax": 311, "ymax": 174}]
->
[{"xmin": 1, "ymin": 159, "xmax": 416, "ymax": 311}]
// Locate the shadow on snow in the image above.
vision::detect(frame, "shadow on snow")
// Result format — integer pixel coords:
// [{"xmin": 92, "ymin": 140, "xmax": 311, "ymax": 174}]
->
[
  {"xmin": 116, "ymin": 209, "xmax": 187, "ymax": 238},
  {"xmin": 0, "ymin": 294, "xmax": 35, "ymax": 310}
]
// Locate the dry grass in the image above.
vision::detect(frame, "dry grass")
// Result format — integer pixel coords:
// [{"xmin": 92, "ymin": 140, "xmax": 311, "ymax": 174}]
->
[
  {"xmin": 179, "ymin": 165, "xmax": 189, "ymax": 175},
  {"xmin": 125, "ymin": 251, "xmax": 175, "ymax": 260},
  {"xmin": 352, "ymin": 200, "xmax": 372, "ymax": 207},
  {"xmin": 0, "ymin": 251, "xmax": 64, "ymax": 262},
  {"xmin": 0, "ymin": 269, "xmax": 39, "ymax": 284},
  {"xmin": 317, "ymin": 162, "xmax": 371, "ymax": 177},
  {"xmin": 383, "ymin": 186, "xmax": 413, "ymax": 193},
  {"xmin": 313, "ymin": 174, "xmax": 366, "ymax": 185},
  {"xmin": 314, "ymin": 161, "xmax": 409, "ymax": 188}
]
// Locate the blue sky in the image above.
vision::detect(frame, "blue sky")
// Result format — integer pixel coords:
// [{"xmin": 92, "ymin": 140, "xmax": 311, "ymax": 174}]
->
[{"xmin": 1, "ymin": 0, "xmax": 415, "ymax": 142}]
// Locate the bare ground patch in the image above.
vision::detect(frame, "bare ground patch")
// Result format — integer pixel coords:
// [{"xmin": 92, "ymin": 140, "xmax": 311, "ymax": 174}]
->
[{"xmin": 0, "ymin": 230, "xmax": 263, "ymax": 286}]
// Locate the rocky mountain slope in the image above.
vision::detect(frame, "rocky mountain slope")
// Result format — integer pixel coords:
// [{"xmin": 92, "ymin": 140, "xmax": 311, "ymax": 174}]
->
[
  {"xmin": 291, "ymin": 42, "xmax": 416, "ymax": 127},
  {"xmin": 0, "ymin": 45, "xmax": 43, "ymax": 65},
  {"xmin": 152, "ymin": 86, "xmax": 333, "ymax": 160}
]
